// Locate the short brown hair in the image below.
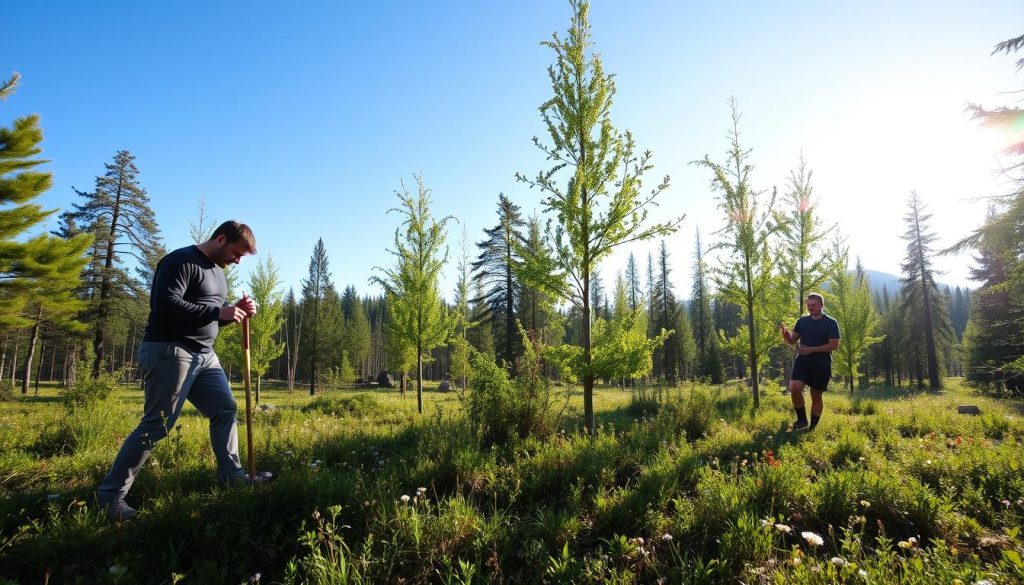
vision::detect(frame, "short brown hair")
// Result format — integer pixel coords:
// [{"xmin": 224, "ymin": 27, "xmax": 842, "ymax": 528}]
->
[
  {"xmin": 807, "ymin": 292, "xmax": 824, "ymax": 304},
  {"xmin": 211, "ymin": 220, "xmax": 256, "ymax": 253}
]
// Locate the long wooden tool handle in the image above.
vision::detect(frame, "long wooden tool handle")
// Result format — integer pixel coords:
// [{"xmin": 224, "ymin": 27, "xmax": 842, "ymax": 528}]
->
[{"xmin": 243, "ymin": 316, "xmax": 255, "ymax": 478}]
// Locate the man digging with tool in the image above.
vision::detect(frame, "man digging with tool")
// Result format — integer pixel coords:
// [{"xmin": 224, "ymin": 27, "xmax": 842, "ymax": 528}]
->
[
  {"xmin": 96, "ymin": 221, "xmax": 273, "ymax": 521},
  {"xmin": 780, "ymin": 292, "xmax": 841, "ymax": 432}
]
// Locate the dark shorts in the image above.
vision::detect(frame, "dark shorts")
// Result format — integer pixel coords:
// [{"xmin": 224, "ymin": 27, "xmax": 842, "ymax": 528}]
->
[{"xmin": 791, "ymin": 357, "xmax": 831, "ymax": 391}]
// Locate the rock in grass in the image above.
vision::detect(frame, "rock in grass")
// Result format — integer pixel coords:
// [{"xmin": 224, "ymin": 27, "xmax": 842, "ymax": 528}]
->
[{"xmin": 957, "ymin": 405, "xmax": 982, "ymax": 415}]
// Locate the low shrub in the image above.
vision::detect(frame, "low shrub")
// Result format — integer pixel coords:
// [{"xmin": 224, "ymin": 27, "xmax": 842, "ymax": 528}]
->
[
  {"xmin": 0, "ymin": 379, "xmax": 14, "ymax": 402},
  {"xmin": 302, "ymin": 393, "xmax": 385, "ymax": 418}
]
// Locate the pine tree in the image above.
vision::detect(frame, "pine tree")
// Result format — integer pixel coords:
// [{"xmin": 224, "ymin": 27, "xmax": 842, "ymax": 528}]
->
[
  {"xmin": 370, "ymin": 176, "xmax": 455, "ymax": 414},
  {"xmin": 691, "ymin": 229, "xmax": 724, "ymax": 383},
  {"xmin": 900, "ymin": 191, "xmax": 952, "ymax": 389},
  {"xmin": 694, "ymin": 99, "xmax": 787, "ymax": 407},
  {"xmin": 625, "ymin": 252, "xmax": 642, "ymax": 312},
  {"xmin": 301, "ymin": 238, "xmax": 332, "ymax": 395},
  {"xmin": 651, "ymin": 241, "xmax": 678, "ymax": 382},
  {"xmin": 471, "ymin": 194, "xmax": 526, "ymax": 367},
  {"xmin": 0, "ymin": 73, "xmax": 92, "ymax": 332},
  {"xmin": 515, "ymin": 1, "xmax": 681, "ymax": 435},
  {"xmin": 68, "ymin": 150, "xmax": 161, "ymax": 377}
]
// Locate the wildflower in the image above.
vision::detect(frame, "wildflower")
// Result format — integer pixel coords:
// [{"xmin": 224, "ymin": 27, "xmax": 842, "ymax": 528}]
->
[
  {"xmin": 974, "ymin": 580, "xmax": 995, "ymax": 585},
  {"xmin": 925, "ymin": 459, "xmax": 932, "ymax": 465},
  {"xmin": 661, "ymin": 533, "xmax": 673, "ymax": 542},
  {"xmin": 802, "ymin": 531, "xmax": 824, "ymax": 547},
  {"xmin": 1002, "ymin": 499, "xmax": 1011, "ymax": 507},
  {"xmin": 908, "ymin": 536, "xmax": 917, "ymax": 545},
  {"xmin": 249, "ymin": 573, "xmax": 262, "ymax": 584},
  {"xmin": 775, "ymin": 523, "xmax": 792, "ymax": 534},
  {"xmin": 831, "ymin": 556, "xmax": 847, "ymax": 567},
  {"xmin": 761, "ymin": 518, "xmax": 771, "ymax": 527},
  {"xmin": 860, "ymin": 500, "xmax": 871, "ymax": 508},
  {"xmin": 859, "ymin": 569, "xmax": 867, "ymax": 578},
  {"xmin": 897, "ymin": 540, "xmax": 913, "ymax": 549},
  {"xmin": 417, "ymin": 487, "xmax": 427, "ymax": 495},
  {"xmin": 400, "ymin": 495, "xmax": 410, "ymax": 504},
  {"xmin": 790, "ymin": 557, "xmax": 802, "ymax": 566}
]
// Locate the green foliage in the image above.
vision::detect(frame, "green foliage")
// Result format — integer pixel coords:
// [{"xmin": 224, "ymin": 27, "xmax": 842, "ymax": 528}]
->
[
  {"xmin": 302, "ymin": 393, "xmax": 385, "ymax": 419},
  {"xmin": 831, "ymin": 256, "xmax": 884, "ymax": 392},
  {"xmin": 60, "ymin": 357, "xmax": 119, "ymax": 409},
  {"xmin": 0, "ymin": 72, "xmax": 92, "ymax": 330},
  {"xmin": 0, "ymin": 380, "xmax": 14, "ymax": 402},
  {"xmin": 694, "ymin": 98, "xmax": 787, "ymax": 407},
  {"xmin": 371, "ymin": 175, "xmax": 455, "ymax": 413},
  {"xmin": 247, "ymin": 254, "xmax": 286, "ymax": 378},
  {"xmin": 464, "ymin": 325, "xmax": 565, "ymax": 445},
  {"xmin": 516, "ymin": 0, "xmax": 681, "ymax": 435}
]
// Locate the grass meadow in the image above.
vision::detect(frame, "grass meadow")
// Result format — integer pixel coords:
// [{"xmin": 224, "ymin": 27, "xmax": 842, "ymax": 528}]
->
[{"xmin": 1, "ymin": 378, "xmax": 1023, "ymax": 584}]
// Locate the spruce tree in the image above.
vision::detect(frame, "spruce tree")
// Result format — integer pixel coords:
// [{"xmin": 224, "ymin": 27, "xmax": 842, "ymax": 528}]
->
[
  {"xmin": 68, "ymin": 150, "xmax": 161, "ymax": 377},
  {"xmin": 301, "ymin": 238, "xmax": 332, "ymax": 395},
  {"xmin": 625, "ymin": 252, "xmax": 642, "ymax": 311},
  {"xmin": 691, "ymin": 229, "xmax": 724, "ymax": 383},
  {"xmin": 471, "ymin": 194, "xmax": 526, "ymax": 367},
  {"xmin": 778, "ymin": 154, "xmax": 835, "ymax": 319},
  {"xmin": 900, "ymin": 191, "xmax": 952, "ymax": 389},
  {"xmin": 515, "ymin": 0, "xmax": 681, "ymax": 435}
]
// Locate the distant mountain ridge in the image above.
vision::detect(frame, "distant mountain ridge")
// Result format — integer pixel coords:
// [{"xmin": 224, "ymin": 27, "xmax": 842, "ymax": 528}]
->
[{"xmin": 856, "ymin": 269, "xmax": 968, "ymax": 296}]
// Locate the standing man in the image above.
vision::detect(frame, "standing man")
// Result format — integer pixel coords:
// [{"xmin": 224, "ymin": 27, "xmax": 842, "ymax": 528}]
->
[
  {"xmin": 96, "ymin": 221, "xmax": 271, "ymax": 520},
  {"xmin": 780, "ymin": 292, "xmax": 840, "ymax": 431}
]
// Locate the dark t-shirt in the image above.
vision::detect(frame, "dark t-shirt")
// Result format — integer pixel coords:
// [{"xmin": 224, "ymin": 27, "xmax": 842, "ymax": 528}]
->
[
  {"xmin": 793, "ymin": 313, "xmax": 841, "ymax": 367},
  {"xmin": 142, "ymin": 245, "xmax": 227, "ymax": 352}
]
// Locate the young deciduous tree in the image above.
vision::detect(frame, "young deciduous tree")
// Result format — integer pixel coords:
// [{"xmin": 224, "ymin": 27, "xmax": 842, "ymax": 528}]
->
[
  {"xmin": 778, "ymin": 154, "xmax": 836, "ymax": 320},
  {"xmin": 829, "ymin": 255, "xmax": 882, "ymax": 392},
  {"xmin": 371, "ymin": 176, "xmax": 455, "ymax": 414},
  {"xmin": 248, "ymin": 254, "xmax": 285, "ymax": 401},
  {"xmin": 694, "ymin": 99, "xmax": 786, "ymax": 408},
  {"xmin": 516, "ymin": 1, "xmax": 682, "ymax": 435}
]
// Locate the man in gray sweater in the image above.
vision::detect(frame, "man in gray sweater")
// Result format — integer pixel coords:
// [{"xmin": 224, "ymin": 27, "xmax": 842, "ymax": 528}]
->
[{"xmin": 96, "ymin": 221, "xmax": 270, "ymax": 520}]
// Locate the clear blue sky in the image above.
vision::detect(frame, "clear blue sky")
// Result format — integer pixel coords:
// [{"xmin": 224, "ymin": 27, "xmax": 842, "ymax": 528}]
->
[{"xmin": 4, "ymin": 1, "xmax": 1021, "ymax": 302}]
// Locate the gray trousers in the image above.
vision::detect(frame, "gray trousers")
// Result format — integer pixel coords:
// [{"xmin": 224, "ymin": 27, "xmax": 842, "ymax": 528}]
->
[{"xmin": 96, "ymin": 341, "xmax": 242, "ymax": 503}]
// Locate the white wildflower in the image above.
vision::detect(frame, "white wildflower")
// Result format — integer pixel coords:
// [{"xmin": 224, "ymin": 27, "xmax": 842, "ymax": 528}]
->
[
  {"xmin": 802, "ymin": 531, "xmax": 824, "ymax": 547},
  {"xmin": 400, "ymin": 494, "xmax": 410, "ymax": 504},
  {"xmin": 775, "ymin": 523, "xmax": 793, "ymax": 534}
]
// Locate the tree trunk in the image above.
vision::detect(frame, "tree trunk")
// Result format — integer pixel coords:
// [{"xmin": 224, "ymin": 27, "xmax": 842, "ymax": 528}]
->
[
  {"xmin": 416, "ymin": 346, "xmax": 423, "ymax": 414},
  {"xmin": 34, "ymin": 335, "xmax": 45, "ymax": 395},
  {"xmin": 22, "ymin": 305, "xmax": 43, "ymax": 394},
  {"xmin": 11, "ymin": 329, "xmax": 21, "ymax": 386}
]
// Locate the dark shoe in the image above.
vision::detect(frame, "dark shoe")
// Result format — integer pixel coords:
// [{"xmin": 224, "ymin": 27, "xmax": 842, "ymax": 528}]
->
[
  {"xmin": 792, "ymin": 420, "xmax": 809, "ymax": 432},
  {"xmin": 221, "ymin": 470, "xmax": 275, "ymax": 486},
  {"xmin": 100, "ymin": 500, "xmax": 138, "ymax": 521}
]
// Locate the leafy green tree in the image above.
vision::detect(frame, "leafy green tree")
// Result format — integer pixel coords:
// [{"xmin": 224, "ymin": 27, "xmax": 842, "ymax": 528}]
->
[
  {"xmin": 371, "ymin": 176, "xmax": 455, "ymax": 414},
  {"xmin": 778, "ymin": 154, "xmax": 836, "ymax": 320},
  {"xmin": 68, "ymin": 150, "xmax": 161, "ymax": 377},
  {"xmin": 516, "ymin": 1, "xmax": 681, "ymax": 434},
  {"xmin": 695, "ymin": 99, "xmax": 787, "ymax": 408},
  {"xmin": 830, "ymin": 255, "xmax": 883, "ymax": 392},
  {"xmin": 0, "ymin": 73, "xmax": 92, "ymax": 332},
  {"xmin": 691, "ymin": 229, "xmax": 724, "ymax": 383},
  {"xmin": 248, "ymin": 254, "xmax": 285, "ymax": 400},
  {"xmin": 900, "ymin": 191, "xmax": 952, "ymax": 389},
  {"xmin": 340, "ymin": 285, "xmax": 371, "ymax": 376}
]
